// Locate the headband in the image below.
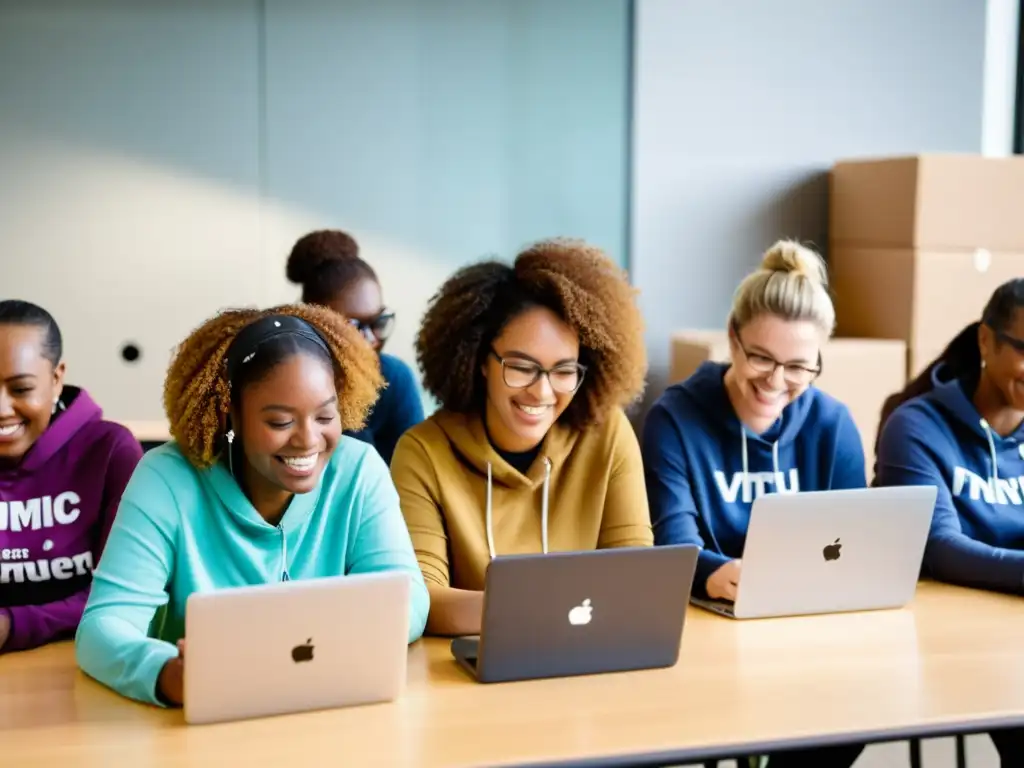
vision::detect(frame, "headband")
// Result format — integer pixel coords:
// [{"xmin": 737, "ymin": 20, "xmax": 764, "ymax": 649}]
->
[{"xmin": 225, "ymin": 314, "xmax": 332, "ymax": 387}]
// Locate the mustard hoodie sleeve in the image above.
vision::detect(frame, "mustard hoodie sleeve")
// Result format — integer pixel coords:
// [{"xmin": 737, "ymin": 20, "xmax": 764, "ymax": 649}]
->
[
  {"xmin": 598, "ymin": 409, "xmax": 655, "ymax": 549},
  {"xmin": 390, "ymin": 433, "xmax": 450, "ymax": 587}
]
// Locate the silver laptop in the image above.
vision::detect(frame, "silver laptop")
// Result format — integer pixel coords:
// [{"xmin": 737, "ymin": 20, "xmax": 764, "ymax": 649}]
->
[
  {"xmin": 690, "ymin": 485, "xmax": 937, "ymax": 620},
  {"xmin": 451, "ymin": 544, "xmax": 698, "ymax": 684},
  {"xmin": 184, "ymin": 571, "xmax": 410, "ymax": 724}
]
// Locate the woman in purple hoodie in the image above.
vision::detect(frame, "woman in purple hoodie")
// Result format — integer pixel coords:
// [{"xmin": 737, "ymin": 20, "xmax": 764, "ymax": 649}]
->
[{"xmin": 0, "ymin": 300, "xmax": 143, "ymax": 654}]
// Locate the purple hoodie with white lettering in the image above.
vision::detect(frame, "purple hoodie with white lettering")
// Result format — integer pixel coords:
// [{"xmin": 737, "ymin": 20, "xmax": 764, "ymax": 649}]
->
[{"xmin": 0, "ymin": 386, "xmax": 142, "ymax": 653}]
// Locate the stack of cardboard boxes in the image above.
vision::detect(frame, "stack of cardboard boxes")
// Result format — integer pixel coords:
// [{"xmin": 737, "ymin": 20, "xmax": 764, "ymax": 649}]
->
[
  {"xmin": 830, "ymin": 154, "xmax": 1024, "ymax": 378},
  {"xmin": 668, "ymin": 153, "xmax": 1024, "ymax": 472}
]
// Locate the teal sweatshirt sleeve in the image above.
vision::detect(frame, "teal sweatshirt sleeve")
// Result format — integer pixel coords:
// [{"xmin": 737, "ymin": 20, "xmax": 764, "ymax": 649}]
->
[
  {"xmin": 346, "ymin": 449, "xmax": 430, "ymax": 642},
  {"xmin": 829, "ymin": 406, "xmax": 867, "ymax": 490},
  {"xmin": 75, "ymin": 458, "xmax": 180, "ymax": 706}
]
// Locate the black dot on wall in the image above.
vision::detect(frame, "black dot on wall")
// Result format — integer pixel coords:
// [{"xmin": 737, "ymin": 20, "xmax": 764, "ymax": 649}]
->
[{"xmin": 121, "ymin": 343, "xmax": 141, "ymax": 364}]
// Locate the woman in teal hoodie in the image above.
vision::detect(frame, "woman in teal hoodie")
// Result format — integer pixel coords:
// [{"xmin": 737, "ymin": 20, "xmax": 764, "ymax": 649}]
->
[{"xmin": 75, "ymin": 305, "xmax": 429, "ymax": 707}]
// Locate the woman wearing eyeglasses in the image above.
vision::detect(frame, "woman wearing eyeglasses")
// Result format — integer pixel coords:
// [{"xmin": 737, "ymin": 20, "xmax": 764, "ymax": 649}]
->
[
  {"xmin": 876, "ymin": 280, "xmax": 1024, "ymax": 592},
  {"xmin": 641, "ymin": 240, "xmax": 866, "ymax": 767},
  {"xmin": 287, "ymin": 229, "xmax": 423, "ymax": 464},
  {"xmin": 390, "ymin": 238, "xmax": 653, "ymax": 637},
  {"xmin": 873, "ymin": 281, "xmax": 1024, "ymax": 766}
]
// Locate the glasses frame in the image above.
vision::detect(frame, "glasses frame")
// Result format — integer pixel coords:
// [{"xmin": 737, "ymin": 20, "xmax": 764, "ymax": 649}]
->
[
  {"xmin": 730, "ymin": 321, "xmax": 823, "ymax": 386},
  {"xmin": 348, "ymin": 308, "xmax": 396, "ymax": 341},
  {"xmin": 989, "ymin": 325, "xmax": 1024, "ymax": 354},
  {"xmin": 489, "ymin": 348, "xmax": 587, "ymax": 394}
]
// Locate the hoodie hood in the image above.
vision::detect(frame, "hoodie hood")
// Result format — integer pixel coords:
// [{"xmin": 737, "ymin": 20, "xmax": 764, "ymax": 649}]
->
[
  {"xmin": 678, "ymin": 361, "xmax": 817, "ymax": 446},
  {"xmin": 673, "ymin": 361, "xmax": 826, "ymax": 494},
  {"xmin": 924, "ymin": 363, "xmax": 1024, "ymax": 494},
  {"xmin": 20, "ymin": 386, "xmax": 102, "ymax": 471},
  {"xmin": 431, "ymin": 409, "xmax": 577, "ymax": 489},
  {"xmin": 643, "ymin": 359, "xmax": 866, "ymax": 585},
  {"xmin": 430, "ymin": 409, "xmax": 582, "ymax": 559},
  {"xmin": 874, "ymin": 363, "xmax": 1024, "ymax": 576}
]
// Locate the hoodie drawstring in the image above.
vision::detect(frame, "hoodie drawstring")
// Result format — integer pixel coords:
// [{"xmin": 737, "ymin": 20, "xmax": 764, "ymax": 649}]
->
[
  {"xmin": 485, "ymin": 457, "xmax": 551, "ymax": 560},
  {"xmin": 772, "ymin": 439, "xmax": 781, "ymax": 484},
  {"xmin": 980, "ymin": 418, "xmax": 1001, "ymax": 486},
  {"xmin": 280, "ymin": 526, "xmax": 290, "ymax": 582},
  {"xmin": 541, "ymin": 457, "xmax": 551, "ymax": 556},
  {"xmin": 739, "ymin": 429, "xmax": 781, "ymax": 502}
]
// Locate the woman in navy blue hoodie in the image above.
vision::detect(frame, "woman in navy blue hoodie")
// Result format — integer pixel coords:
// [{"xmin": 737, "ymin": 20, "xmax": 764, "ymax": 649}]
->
[
  {"xmin": 642, "ymin": 240, "xmax": 865, "ymax": 768},
  {"xmin": 875, "ymin": 278, "xmax": 1024, "ymax": 764},
  {"xmin": 287, "ymin": 229, "xmax": 424, "ymax": 464}
]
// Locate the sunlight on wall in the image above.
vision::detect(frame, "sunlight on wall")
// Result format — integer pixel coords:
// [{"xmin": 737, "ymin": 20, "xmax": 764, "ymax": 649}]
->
[{"xmin": 0, "ymin": 130, "xmax": 450, "ymax": 421}]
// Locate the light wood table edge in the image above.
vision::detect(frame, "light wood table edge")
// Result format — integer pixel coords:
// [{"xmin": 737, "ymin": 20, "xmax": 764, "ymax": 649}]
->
[
  {"xmin": 117, "ymin": 419, "xmax": 171, "ymax": 443},
  {"xmin": 519, "ymin": 714, "xmax": 1024, "ymax": 768}
]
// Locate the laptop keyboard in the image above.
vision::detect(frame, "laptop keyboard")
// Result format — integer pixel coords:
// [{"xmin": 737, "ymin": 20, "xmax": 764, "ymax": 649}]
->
[{"xmin": 691, "ymin": 596, "xmax": 735, "ymax": 616}]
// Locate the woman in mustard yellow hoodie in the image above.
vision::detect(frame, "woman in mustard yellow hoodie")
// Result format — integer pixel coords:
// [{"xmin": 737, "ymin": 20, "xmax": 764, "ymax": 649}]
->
[{"xmin": 391, "ymin": 238, "xmax": 653, "ymax": 636}]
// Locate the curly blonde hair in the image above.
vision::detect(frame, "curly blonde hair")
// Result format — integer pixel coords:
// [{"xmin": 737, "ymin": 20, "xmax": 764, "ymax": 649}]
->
[
  {"xmin": 163, "ymin": 304, "xmax": 383, "ymax": 469},
  {"xmin": 416, "ymin": 238, "xmax": 647, "ymax": 429}
]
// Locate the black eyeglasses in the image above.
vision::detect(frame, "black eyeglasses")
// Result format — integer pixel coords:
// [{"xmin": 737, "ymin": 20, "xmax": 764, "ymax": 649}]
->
[
  {"xmin": 731, "ymin": 322, "xmax": 822, "ymax": 386},
  {"xmin": 490, "ymin": 349, "xmax": 586, "ymax": 394},
  {"xmin": 990, "ymin": 326, "xmax": 1024, "ymax": 354},
  {"xmin": 348, "ymin": 309, "xmax": 395, "ymax": 342}
]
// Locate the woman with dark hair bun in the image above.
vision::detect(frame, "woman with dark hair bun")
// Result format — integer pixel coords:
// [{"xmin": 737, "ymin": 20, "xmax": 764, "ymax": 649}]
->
[{"xmin": 287, "ymin": 229, "xmax": 423, "ymax": 464}]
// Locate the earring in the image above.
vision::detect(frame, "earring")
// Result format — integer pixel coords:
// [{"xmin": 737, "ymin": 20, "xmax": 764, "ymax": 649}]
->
[
  {"xmin": 981, "ymin": 359, "xmax": 988, "ymax": 370},
  {"xmin": 225, "ymin": 429, "xmax": 236, "ymax": 478}
]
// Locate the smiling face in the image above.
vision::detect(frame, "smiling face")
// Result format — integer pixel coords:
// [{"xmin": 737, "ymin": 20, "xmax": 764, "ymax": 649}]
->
[
  {"xmin": 725, "ymin": 314, "xmax": 824, "ymax": 434},
  {"xmin": 234, "ymin": 351, "xmax": 341, "ymax": 517},
  {"xmin": 0, "ymin": 324, "xmax": 64, "ymax": 463},
  {"xmin": 482, "ymin": 306, "xmax": 582, "ymax": 453},
  {"xmin": 980, "ymin": 307, "xmax": 1024, "ymax": 412}
]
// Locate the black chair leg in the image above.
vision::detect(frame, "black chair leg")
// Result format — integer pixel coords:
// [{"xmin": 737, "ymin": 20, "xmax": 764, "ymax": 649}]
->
[
  {"xmin": 909, "ymin": 738, "xmax": 923, "ymax": 768},
  {"xmin": 956, "ymin": 734, "xmax": 967, "ymax": 768}
]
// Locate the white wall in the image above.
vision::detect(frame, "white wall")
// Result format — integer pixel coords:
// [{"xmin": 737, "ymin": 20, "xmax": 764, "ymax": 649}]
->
[
  {"xmin": 631, "ymin": 0, "xmax": 990, "ymax": 416},
  {"xmin": 0, "ymin": 0, "xmax": 630, "ymax": 421}
]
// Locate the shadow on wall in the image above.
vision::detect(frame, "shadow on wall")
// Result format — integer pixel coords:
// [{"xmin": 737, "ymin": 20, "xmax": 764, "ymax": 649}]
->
[{"xmin": 0, "ymin": 129, "xmax": 450, "ymax": 422}]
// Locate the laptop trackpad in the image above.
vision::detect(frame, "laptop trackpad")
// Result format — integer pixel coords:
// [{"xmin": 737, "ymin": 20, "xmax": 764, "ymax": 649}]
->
[{"xmin": 451, "ymin": 636, "xmax": 480, "ymax": 667}]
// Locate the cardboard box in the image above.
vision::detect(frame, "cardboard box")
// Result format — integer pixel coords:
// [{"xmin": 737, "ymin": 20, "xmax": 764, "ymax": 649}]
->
[
  {"xmin": 830, "ymin": 246, "xmax": 1024, "ymax": 378},
  {"xmin": 830, "ymin": 154, "xmax": 1024, "ymax": 251},
  {"xmin": 669, "ymin": 331, "xmax": 906, "ymax": 474}
]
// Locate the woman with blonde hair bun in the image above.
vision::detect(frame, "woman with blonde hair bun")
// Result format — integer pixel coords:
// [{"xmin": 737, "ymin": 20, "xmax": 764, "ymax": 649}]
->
[{"xmin": 641, "ymin": 239, "xmax": 866, "ymax": 768}]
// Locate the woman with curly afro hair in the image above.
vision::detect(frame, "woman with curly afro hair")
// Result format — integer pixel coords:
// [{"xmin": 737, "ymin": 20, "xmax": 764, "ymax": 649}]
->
[
  {"xmin": 390, "ymin": 238, "xmax": 653, "ymax": 637},
  {"xmin": 287, "ymin": 228, "xmax": 424, "ymax": 464},
  {"xmin": 76, "ymin": 305, "xmax": 429, "ymax": 708}
]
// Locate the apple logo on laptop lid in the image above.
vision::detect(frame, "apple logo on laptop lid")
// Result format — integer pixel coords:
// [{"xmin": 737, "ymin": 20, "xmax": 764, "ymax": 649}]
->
[
  {"xmin": 568, "ymin": 599, "xmax": 593, "ymax": 626},
  {"xmin": 291, "ymin": 638, "xmax": 315, "ymax": 663},
  {"xmin": 822, "ymin": 538, "xmax": 842, "ymax": 562}
]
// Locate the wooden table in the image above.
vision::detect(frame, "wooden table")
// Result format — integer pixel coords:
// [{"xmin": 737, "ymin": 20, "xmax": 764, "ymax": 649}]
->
[
  {"xmin": 117, "ymin": 420, "xmax": 171, "ymax": 444},
  {"xmin": 3, "ymin": 582, "xmax": 1023, "ymax": 767}
]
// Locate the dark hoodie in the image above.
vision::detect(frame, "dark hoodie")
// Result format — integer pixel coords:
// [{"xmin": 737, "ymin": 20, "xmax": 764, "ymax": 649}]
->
[
  {"xmin": 642, "ymin": 361, "xmax": 867, "ymax": 596},
  {"xmin": 875, "ymin": 365, "xmax": 1024, "ymax": 593},
  {"xmin": 0, "ymin": 386, "xmax": 143, "ymax": 652}
]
